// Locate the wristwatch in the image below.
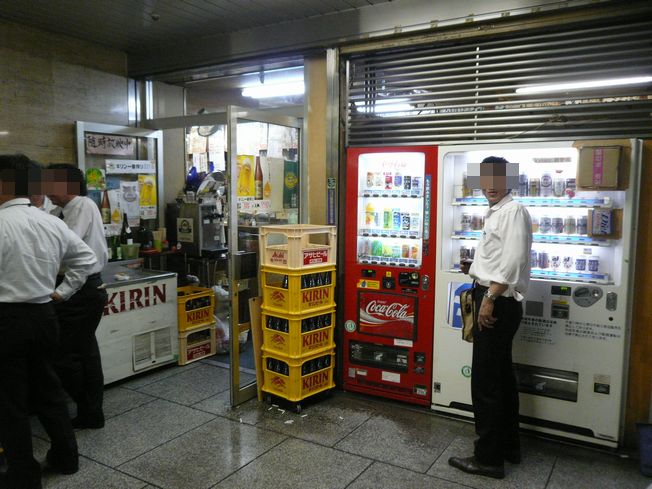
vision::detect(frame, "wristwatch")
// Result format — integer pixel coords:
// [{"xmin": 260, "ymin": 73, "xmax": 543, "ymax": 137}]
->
[{"xmin": 484, "ymin": 290, "xmax": 497, "ymax": 302}]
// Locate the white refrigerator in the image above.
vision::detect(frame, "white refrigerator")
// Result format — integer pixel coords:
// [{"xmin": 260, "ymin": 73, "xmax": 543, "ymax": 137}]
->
[{"xmin": 431, "ymin": 140, "xmax": 642, "ymax": 447}]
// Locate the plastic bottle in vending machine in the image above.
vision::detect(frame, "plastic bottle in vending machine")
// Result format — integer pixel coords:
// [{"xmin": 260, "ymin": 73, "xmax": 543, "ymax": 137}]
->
[
  {"xmin": 365, "ymin": 202, "xmax": 378, "ymax": 227},
  {"xmin": 383, "ymin": 208, "xmax": 392, "ymax": 229},
  {"xmin": 384, "ymin": 171, "xmax": 393, "ymax": 190},
  {"xmin": 410, "ymin": 213, "xmax": 421, "ymax": 233},
  {"xmin": 394, "ymin": 172, "xmax": 402, "ymax": 188}
]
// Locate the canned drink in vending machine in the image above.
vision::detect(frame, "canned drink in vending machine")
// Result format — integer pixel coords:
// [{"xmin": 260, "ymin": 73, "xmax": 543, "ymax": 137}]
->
[
  {"xmin": 384, "ymin": 172, "xmax": 393, "ymax": 190},
  {"xmin": 392, "ymin": 209, "xmax": 401, "ymax": 230},
  {"xmin": 374, "ymin": 172, "xmax": 383, "ymax": 188},
  {"xmin": 529, "ymin": 178, "xmax": 541, "ymax": 197},
  {"xmin": 531, "ymin": 216, "xmax": 539, "ymax": 233},
  {"xmin": 539, "ymin": 216, "xmax": 552, "ymax": 234},
  {"xmin": 394, "ymin": 172, "xmax": 403, "ymax": 188},
  {"xmin": 412, "ymin": 176, "xmax": 421, "ymax": 192},
  {"xmin": 410, "ymin": 245, "xmax": 419, "ymax": 260},
  {"xmin": 563, "ymin": 255, "xmax": 574, "ymax": 270},
  {"xmin": 538, "ymin": 251, "xmax": 550, "ymax": 269},
  {"xmin": 403, "ymin": 175, "xmax": 412, "ymax": 190},
  {"xmin": 391, "ymin": 245, "xmax": 401, "ymax": 259},
  {"xmin": 460, "ymin": 245, "xmax": 471, "ymax": 263},
  {"xmin": 553, "ymin": 176, "xmax": 566, "ymax": 197},
  {"xmin": 564, "ymin": 216, "xmax": 577, "ymax": 234},
  {"xmin": 401, "ymin": 213, "xmax": 411, "ymax": 231},
  {"xmin": 588, "ymin": 255, "xmax": 600, "ymax": 272},
  {"xmin": 540, "ymin": 172, "xmax": 553, "ymax": 197},
  {"xmin": 401, "ymin": 244, "xmax": 410, "ymax": 258},
  {"xmin": 410, "ymin": 213, "xmax": 421, "ymax": 232},
  {"xmin": 530, "ymin": 250, "xmax": 538, "ymax": 268},
  {"xmin": 575, "ymin": 256, "xmax": 587, "ymax": 271},
  {"xmin": 552, "ymin": 217, "xmax": 564, "ymax": 234},
  {"xmin": 461, "ymin": 213, "xmax": 472, "ymax": 231},
  {"xmin": 471, "ymin": 214, "xmax": 483, "ymax": 231},
  {"xmin": 371, "ymin": 240, "xmax": 383, "ymax": 257},
  {"xmin": 366, "ymin": 172, "xmax": 374, "ymax": 188},
  {"xmin": 518, "ymin": 174, "xmax": 529, "ymax": 196},
  {"xmin": 577, "ymin": 215, "xmax": 588, "ymax": 235},
  {"xmin": 551, "ymin": 255, "xmax": 561, "ymax": 269}
]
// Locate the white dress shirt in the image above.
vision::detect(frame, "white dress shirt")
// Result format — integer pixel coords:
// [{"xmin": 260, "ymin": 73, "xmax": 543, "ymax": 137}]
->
[
  {"xmin": 469, "ymin": 194, "xmax": 532, "ymax": 301},
  {"xmin": 61, "ymin": 196, "xmax": 108, "ymax": 275},
  {"xmin": 0, "ymin": 198, "xmax": 97, "ymax": 303}
]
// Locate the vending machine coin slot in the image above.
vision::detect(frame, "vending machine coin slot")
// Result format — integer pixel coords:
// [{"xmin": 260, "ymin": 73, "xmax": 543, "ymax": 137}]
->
[
  {"xmin": 382, "ymin": 277, "xmax": 396, "ymax": 290},
  {"xmin": 551, "ymin": 301, "xmax": 570, "ymax": 319},
  {"xmin": 398, "ymin": 272, "xmax": 420, "ymax": 287},
  {"xmin": 573, "ymin": 286, "xmax": 603, "ymax": 307},
  {"xmin": 414, "ymin": 352, "xmax": 426, "ymax": 364},
  {"xmin": 606, "ymin": 292, "xmax": 617, "ymax": 311}
]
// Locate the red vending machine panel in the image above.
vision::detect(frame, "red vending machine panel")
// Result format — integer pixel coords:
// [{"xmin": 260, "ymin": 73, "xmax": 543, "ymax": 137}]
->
[{"xmin": 342, "ymin": 146, "xmax": 438, "ymax": 406}]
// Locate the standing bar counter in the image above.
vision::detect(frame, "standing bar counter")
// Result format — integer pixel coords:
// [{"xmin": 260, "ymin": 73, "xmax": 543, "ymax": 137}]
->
[{"xmin": 97, "ymin": 260, "xmax": 178, "ymax": 384}]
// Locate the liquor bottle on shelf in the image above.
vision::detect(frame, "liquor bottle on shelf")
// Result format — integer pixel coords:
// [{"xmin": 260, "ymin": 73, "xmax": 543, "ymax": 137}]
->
[
  {"xmin": 119, "ymin": 213, "xmax": 133, "ymax": 244},
  {"xmin": 254, "ymin": 156, "xmax": 263, "ymax": 200},
  {"xmin": 101, "ymin": 190, "xmax": 111, "ymax": 224}
]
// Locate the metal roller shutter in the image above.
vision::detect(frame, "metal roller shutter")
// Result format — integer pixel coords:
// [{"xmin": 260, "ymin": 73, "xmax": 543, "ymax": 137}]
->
[{"xmin": 345, "ymin": 18, "xmax": 652, "ymax": 146}]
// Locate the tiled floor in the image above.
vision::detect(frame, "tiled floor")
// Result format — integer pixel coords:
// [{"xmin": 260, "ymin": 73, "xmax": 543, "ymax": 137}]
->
[{"xmin": 26, "ymin": 361, "xmax": 650, "ymax": 489}]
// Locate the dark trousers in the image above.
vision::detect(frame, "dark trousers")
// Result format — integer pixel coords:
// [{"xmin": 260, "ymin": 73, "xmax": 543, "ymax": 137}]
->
[
  {"xmin": 471, "ymin": 286, "xmax": 522, "ymax": 466},
  {"xmin": 53, "ymin": 275, "xmax": 108, "ymax": 423},
  {"xmin": 0, "ymin": 302, "xmax": 78, "ymax": 489}
]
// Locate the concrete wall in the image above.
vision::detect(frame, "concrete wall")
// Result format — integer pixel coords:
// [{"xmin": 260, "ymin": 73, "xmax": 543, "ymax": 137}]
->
[{"xmin": 0, "ymin": 19, "xmax": 129, "ymax": 163}]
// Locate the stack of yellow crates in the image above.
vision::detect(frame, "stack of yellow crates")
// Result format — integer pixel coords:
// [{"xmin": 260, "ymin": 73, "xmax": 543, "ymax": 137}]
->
[
  {"xmin": 176, "ymin": 286, "xmax": 216, "ymax": 365},
  {"xmin": 259, "ymin": 224, "xmax": 337, "ymax": 411}
]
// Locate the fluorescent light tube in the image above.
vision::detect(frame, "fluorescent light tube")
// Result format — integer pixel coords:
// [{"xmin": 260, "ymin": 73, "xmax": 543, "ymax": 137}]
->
[
  {"xmin": 516, "ymin": 76, "xmax": 652, "ymax": 94},
  {"xmin": 355, "ymin": 98, "xmax": 412, "ymax": 114},
  {"xmin": 242, "ymin": 81, "xmax": 304, "ymax": 98}
]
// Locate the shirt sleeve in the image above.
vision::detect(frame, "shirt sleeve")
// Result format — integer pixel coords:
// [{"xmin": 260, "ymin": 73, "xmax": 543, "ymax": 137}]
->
[
  {"xmin": 64, "ymin": 199, "xmax": 92, "ymax": 241},
  {"xmin": 55, "ymin": 227, "xmax": 98, "ymax": 300},
  {"xmin": 495, "ymin": 207, "xmax": 532, "ymax": 286}
]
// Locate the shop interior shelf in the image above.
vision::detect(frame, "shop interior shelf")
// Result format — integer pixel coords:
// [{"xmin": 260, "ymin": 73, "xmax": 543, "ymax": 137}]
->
[{"xmin": 452, "ymin": 231, "xmax": 612, "ymax": 247}]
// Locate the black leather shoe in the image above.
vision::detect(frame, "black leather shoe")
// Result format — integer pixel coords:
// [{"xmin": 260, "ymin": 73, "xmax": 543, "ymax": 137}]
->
[
  {"xmin": 504, "ymin": 449, "xmax": 521, "ymax": 464},
  {"xmin": 42, "ymin": 451, "xmax": 78, "ymax": 475},
  {"xmin": 448, "ymin": 456, "xmax": 505, "ymax": 479},
  {"xmin": 71, "ymin": 416, "xmax": 104, "ymax": 430}
]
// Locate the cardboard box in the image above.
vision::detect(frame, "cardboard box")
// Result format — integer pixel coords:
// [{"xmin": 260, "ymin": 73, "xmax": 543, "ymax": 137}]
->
[{"xmin": 577, "ymin": 146, "xmax": 622, "ymax": 189}]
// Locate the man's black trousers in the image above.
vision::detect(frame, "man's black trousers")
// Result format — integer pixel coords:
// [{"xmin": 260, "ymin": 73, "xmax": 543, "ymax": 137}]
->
[{"xmin": 471, "ymin": 286, "xmax": 523, "ymax": 466}]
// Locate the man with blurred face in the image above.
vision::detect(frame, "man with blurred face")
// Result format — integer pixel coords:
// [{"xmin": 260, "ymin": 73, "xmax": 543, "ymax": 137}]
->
[
  {"xmin": 0, "ymin": 154, "xmax": 97, "ymax": 489},
  {"xmin": 45, "ymin": 164, "xmax": 109, "ymax": 430},
  {"xmin": 449, "ymin": 156, "xmax": 532, "ymax": 479}
]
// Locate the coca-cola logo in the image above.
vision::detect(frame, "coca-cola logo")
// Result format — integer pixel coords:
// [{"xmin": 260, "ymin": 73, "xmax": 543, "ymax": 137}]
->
[{"xmin": 365, "ymin": 300, "xmax": 410, "ymax": 320}]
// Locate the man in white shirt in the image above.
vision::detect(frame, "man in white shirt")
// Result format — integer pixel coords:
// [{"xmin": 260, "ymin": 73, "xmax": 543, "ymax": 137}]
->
[
  {"xmin": 449, "ymin": 156, "xmax": 532, "ymax": 480},
  {"xmin": 0, "ymin": 154, "xmax": 97, "ymax": 489},
  {"xmin": 45, "ymin": 164, "xmax": 109, "ymax": 430}
]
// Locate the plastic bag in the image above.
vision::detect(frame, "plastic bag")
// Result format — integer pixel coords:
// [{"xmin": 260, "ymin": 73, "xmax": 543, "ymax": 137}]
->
[{"xmin": 215, "ymin": 315, "xmax": 229, "ymax": 354}]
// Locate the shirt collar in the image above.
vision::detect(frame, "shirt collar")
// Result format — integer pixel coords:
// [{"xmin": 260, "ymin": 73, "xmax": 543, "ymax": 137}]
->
[
  {"xmin": 487, "ymin": 193, "xmax": 513, "ymax": 212},
  {"xmin": 62, "ymin": 195, "xmax": 82, "ymax": 211},
  {"xmin": 0, "ymin": 197, "xmax": 31, "ymax": 210}
]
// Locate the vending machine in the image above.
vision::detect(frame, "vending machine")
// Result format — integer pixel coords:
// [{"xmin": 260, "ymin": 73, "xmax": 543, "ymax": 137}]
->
[
  {"xmin": 342, "ymin": 146, "xmax": 438, "ymax": 406},
  {"xmin": 431, "ymin": 140, "xmax": 641, "ymax": 447}
]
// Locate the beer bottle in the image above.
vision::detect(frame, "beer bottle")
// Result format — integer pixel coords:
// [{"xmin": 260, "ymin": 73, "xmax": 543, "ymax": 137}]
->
[
  {"xmin": 254, "ymin": 156, "xmax": 264, "ymax": 200},
  {"xmin": 315, "ymin": 272, "xmax": 323, "ymax": 287},
  {"xmin": 101, "ymin": 190, "xmax": 111, "ymax": 224},
  {"xmin": 283, "ymin": 319, "xmax": 289, "ymax": 333},
  {"xmin": 282, "ymin": 275, "xmax": 288, "ymax": 289},
  {"xmin": 120, "ymin": 213, "xmax": 133, "ymax": 244}
]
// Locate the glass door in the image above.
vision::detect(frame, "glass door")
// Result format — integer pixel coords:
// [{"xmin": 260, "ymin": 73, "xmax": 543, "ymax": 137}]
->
[{"xmin": 143, "ymin": 106, "xmax": 302, "ymax": 406}]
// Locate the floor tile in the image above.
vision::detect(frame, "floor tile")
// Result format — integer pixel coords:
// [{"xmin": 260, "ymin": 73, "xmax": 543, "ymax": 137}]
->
[
  {"xmin": 103, "ymin": 387, "xmax": 157, "ymax": 419},
  {"xmin": 334, "ymin": 407, "xmax": 464, "ymax": 472},
  {"xmin": 31, "ymin": 437, "xmax": 148, "ymax": 489},
  {"xmin": 119, "ymin": 417, "xmax": 287, "ymax": 489},
  {"xmin": 135, "ymin": 364, "xmax": 231, "ymax": 405},
  {"xmin": 213, "ymin": 437, "xmax": 371, "ymax": 489},
  {"xmin": 253, "ymin": 394, "xmax": 375, "ymax": 446},
  {"xmin": 119, "ymin": 363, "xmax": 201, "ymax": 390},
  {"xmin": 348, "ymin": 461, "xmax": 470, "ymax": 489},
  {"xmin": 75, "ymin": 399, "xmax": 215, "ymax": 467},
  {"xmin": 427, "ymin": 433, "xmax": 555, "ymax": 489},
  {"xmin": 547, "ymin": 444, "xmax": 649, "ymax": 489},
  {"xmin": 192, "ymin": 390, "xmax": 266, "ymax": 425}
]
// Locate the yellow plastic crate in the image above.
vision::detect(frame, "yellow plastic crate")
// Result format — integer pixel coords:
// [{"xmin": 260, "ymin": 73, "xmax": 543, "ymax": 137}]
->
[
  {"xmin": 259, "ymin": 224, "xmax": 337, "ymax": 269},
  {"xmin": 177, "ymin": 286, "xmax": 215, "ymax": 332},
  {"xmin": 261, "ymin": 265, "xmax": 336, "ymax": 315},
  {"xmin": 262, "ymin": 307, "xmax": 335, "ymax": 358},
  {"xmin": 262, "ymin": 350, "xmax": 335, "ymax": 402},
  {"xmin": 179, "ymin": 324, "xmax": 216, "ymax": 365}
]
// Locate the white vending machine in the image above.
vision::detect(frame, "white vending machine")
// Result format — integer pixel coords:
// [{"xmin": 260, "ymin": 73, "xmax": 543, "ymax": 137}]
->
[{"xmin": 431, "ymin": 140, "xmax": 642, "ymax": 447}]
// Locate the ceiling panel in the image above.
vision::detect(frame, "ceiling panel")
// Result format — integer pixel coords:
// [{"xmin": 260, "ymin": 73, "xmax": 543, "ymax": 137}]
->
[{"xmin": 0, "ymin": 0, "xmax": 392, "ymax": 53}]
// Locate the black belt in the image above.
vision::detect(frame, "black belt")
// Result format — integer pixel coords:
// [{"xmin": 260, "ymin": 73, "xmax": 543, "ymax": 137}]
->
[{"xmin": 87, "ymin": 273, "xmax": 102, "ymax": 281}]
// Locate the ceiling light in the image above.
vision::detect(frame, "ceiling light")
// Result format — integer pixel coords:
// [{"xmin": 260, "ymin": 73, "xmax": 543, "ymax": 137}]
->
[
  {"xmin": 241, "ymin": 81, "xmax": 304, "ymax": 98},
  {"xmin": 516, "ymin": 76, "xmax": 652, "ymax": 94},
  {"xmin": 355, "ymin": 98, "xmax": 413, "ymax": 115},
  {"xmin": 0, "ymin": 131, "xmax": 8, "ymax": 136}
]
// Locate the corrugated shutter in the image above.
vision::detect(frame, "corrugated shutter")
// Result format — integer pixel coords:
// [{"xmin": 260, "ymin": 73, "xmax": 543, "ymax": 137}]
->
[{"xmin": 345, "ymin": 18, "xmax": 652, "ymax": 146}]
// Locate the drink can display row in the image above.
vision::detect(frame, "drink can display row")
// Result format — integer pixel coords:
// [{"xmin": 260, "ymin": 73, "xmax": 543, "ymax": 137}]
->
[
  {"xmin": 365, "ymin": 171, "xmax": 419, "ymax": 191},
  {"xmin": 460, "ymin": 213, "xmax": 484, "ymax": 232},
  {"xmin": 359, "ymin": 238, "xmax": 419, "ymax": 260},
  {"xmin": 531, "ymin": 251, "xmax": 600, "ymax": 272},
  {"xmin": 459, "ymin": 245, "xmax": 476, "ymax": 262},
  {"xmin": 519, "ymin": 174, "xmax": 577, "ymax": 197},
  {"xmin": 532, "ymin": 215, "xmax": 587, "ymax": 235}
]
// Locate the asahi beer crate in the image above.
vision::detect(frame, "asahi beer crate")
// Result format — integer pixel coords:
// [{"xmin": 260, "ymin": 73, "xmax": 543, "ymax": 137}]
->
[
  {"xmin": 177, "ymin": 286, "xmax": 215, "ymax": 332},
  {"xmin": 262, "ymin": 350, "xmax": 335, "ymax": 402},
  {"xmin": 261, "ymin": 307, "xmax": 335, "ymax": 358},
  {"xmin": 259, "ymin": 224, "xmax": 336, "ymax": 269},
  {"xmin": 179, "ymin": 323, "xmax": 216, "ymax": 365},
  {"xmin": 261, "ymin": 265, "xmax": 336, "ymax": 315}
]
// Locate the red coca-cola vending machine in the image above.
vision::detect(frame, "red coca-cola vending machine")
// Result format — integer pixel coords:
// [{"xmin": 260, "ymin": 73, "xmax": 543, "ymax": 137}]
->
[{"xmin": 342, "ymin": 146, "xmax": 438, "ymax": 406}]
